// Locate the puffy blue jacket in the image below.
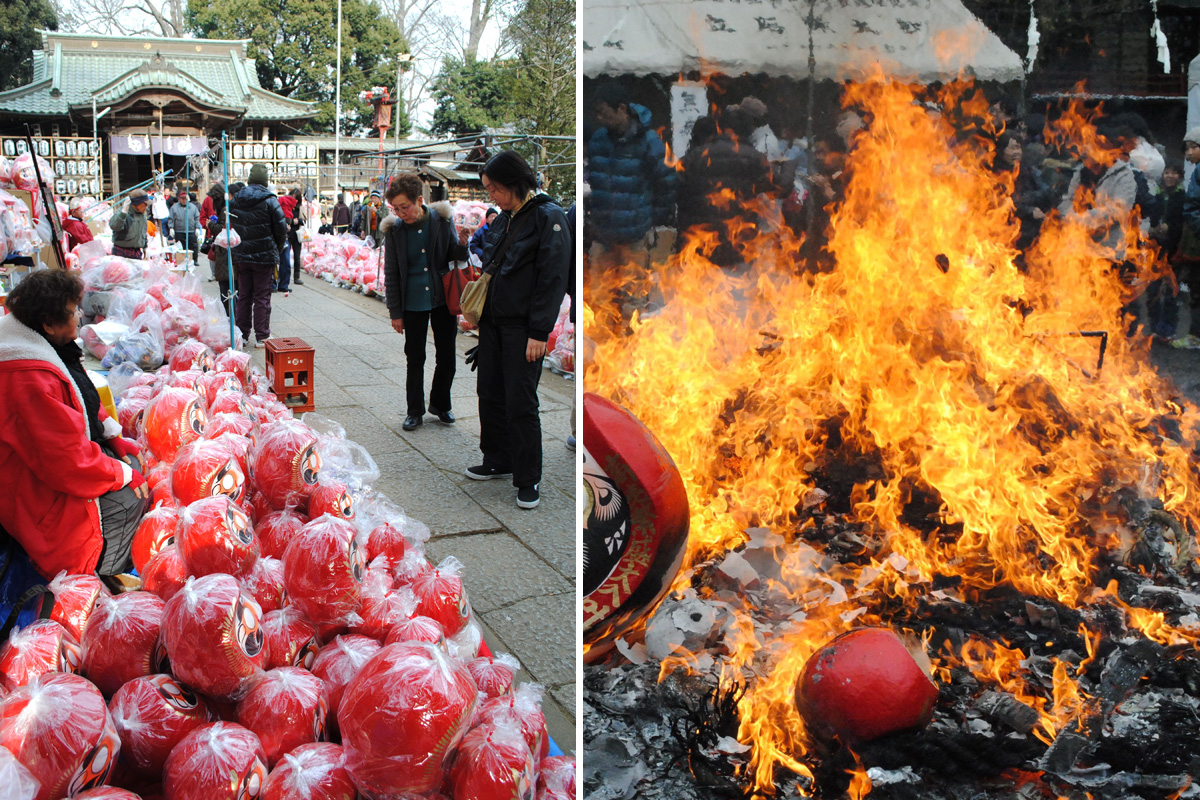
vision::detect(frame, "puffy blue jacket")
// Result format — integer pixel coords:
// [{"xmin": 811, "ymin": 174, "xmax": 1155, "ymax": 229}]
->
[
  {"xmin": 1183, "ymin": 165, "xmax": 1200, "ymax": 243},
  {"xmin": 587, "ymin": 104, "xmax": 676, "ymax": 245}
]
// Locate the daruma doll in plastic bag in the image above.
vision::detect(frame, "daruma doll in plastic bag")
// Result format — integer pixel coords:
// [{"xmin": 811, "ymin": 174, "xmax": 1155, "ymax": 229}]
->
[
  {"xmin": 80, "ymin": 592, "xmax": 165, "ymax": 696},
  {"xmin": 477, "ymin": 683, "xmax": 550, "ymax": 762},
  {"xmin": 168, "ymin": 340, "xmax": 215, "ymax": 374},
  {"xmin": 383, "ymin": 615, "xmax": 445, "ymax": 648},
  {"xmin": 253, "ymin": 421, "xmax": 322, "ymax": 510},
  {"xmin": 131, "ymin": 506, "xmax": 179, "ymax": 574},
  {"xmin": 310, "ymin": 635, "xmax": 380, "ymax": 739},
  {"xmin": 281, "ymin": 515, "xmax": 364, "ymax": 627},
  {"xmin": 261, "ymin": 742, "xmax": 356, "ymax": 800},
  {"xmin": 47, "ymin": 572, "xmax": 109, "ymax": 642},
  {"xmin": 306, "ymin": 481, "xmax": 354, "ymax": 520},
  {"xmin": 143, "ymin": 387, "xmax": 207, "ymax": 463},
  {"xmin": 214, "ymin": 349, "xmax": 251, "ymax": 386},
  {"xmin": 536, "ymin": 755, "xmax": 577, "ymax": 800},
  {"xmin": 448, "ymin": 720, "xmax": 536, "ymax": 800},
  {"xmin": 0, "ymin": 673, "xmax": 121, "ymax": 799},
  {"xmin": 74, "ymin": 788, "xmax": 142, "ymax": 799},
  {"xmin": 468, "ymin": 653, "xmax": 521, "ymax": 699},
  {"xmin": 161, "ymin": 575, "xmax": 265, "ymax": 701},
  {"xmin": 109, "ymin": 673, "xmax": 214, "ymax": 776},
  {"xmin": 255, "ymin": 509, "xmax": 306, "ymax": 559},
  {"xmin": 262, "ymin": 608, "xmax": 320, "ymax": 671},
  {"xmin": 162, "ymin": 721, "xmax": 267, "ymax": 800},
  {"xmin": 236, "ymin": 667, "xmax": 328, "ymax": 767},
  {"xmin": 172, "ymin": 439, "xmax": 248, "ymax": 505},
  {"xmin": 337, "ymin": 642, "xmax": 477, "ymax": 795},
  {"xmin": 239, "ymin": 557, "xmax": 287, "ymax": 615},
  {"xmin": 177, "ymin": 496, "xmax": 259, "ymax": 578},
  {"xmin": 141, "ymin": 545, "xmax": 188, "ymax": 602},
  {"xmin": 0, "ymin": 620, "xmax": 81, "ymax": 691},
  {"xmin": 410, "ymin": 556, "xmax": 472, "ymax": 638}
]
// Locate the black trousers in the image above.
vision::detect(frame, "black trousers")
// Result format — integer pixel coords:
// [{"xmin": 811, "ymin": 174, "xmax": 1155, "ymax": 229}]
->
[
  {"xmin": 476, "ymin": 318, "xmax": 544, "ymax": 488},
  {"xmin": 403, "ymin": 304, "xmax": 458, "ymax": 417},
  {"xmin": 96, "ymin": 452, "xmax": 148, "ymax": 575}
]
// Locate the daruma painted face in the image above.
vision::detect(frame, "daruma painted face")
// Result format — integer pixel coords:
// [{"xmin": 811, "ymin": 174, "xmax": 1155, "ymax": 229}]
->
[
  {"xmin": 252, "ymin": 422, "xmax": 323, "ymax": 510},
  {"xmin": 144, "ymin": 387, "xmax": 207, "ymax": 463}
]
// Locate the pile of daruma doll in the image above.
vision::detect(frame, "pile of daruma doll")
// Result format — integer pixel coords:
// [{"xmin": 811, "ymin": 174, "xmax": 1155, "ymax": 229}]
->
[{"xmin": 0, "ymin": 340, "xmax": 575, "ymax": 800}]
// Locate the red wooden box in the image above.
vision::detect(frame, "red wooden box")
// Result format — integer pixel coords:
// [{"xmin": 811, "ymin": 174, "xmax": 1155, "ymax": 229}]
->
[{"xmin": 265, "ymin": 337, "xmax": 315, "ymax": 413}]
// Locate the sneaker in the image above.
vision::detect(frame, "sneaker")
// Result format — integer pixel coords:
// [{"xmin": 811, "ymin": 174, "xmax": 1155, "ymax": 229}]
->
[
  {"xmin": 1171, "ymin": 334, "xmax": 1200, "ymax": 350},
  {"xmin": 240, "ymin": 337, "xmax": 250, "ymax": 350},
  {"xmin": 566, "ymin": 435, "xmax": 576, "ymax": 452},
  {"xmin": 465, "ymin": 464, "xmax": 512, "ymax": 481},
  {"xmin": 255, "ymin": 338, "xmax": 267, "ymax": 349},
  {"xmin": 517, "ymin": 484, "xmax": 540, "ymax": 509}
]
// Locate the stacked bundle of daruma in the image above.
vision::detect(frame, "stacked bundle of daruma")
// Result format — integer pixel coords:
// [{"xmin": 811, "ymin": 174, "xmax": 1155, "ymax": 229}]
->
[{"xmin": 0, "ymin": 337, "xmax": 575, "ymax": 800}]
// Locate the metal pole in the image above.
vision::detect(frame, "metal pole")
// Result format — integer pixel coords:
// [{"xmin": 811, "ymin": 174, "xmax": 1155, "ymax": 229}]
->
[
  {"xmin": 223, "ymin": 132, "xmax": 237, "ymax": 349},
  {"xmin": 395, "ymin": 55, "xmax": 403, "ymax": 153},
  {"xmin": 334, "ymin": 0, "xmax": 343, "ymax": 198}
]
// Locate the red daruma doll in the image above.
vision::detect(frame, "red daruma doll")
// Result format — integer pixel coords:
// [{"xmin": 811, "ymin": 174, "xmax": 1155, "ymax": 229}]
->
[
  {"xmin": 0, "ymin": 673, "xmax": 122, "ymax": 799},
  {"xmin": 79, "ymin": 592, "xmax": 165, "ymax": 696},
  {"xmin": 262, "ymin": 742, "xmax": 356, "ymax": 800},
  {"xmin": 281, "ymin": 515, "xmax": 365, "ymax": 627},
  {"xmin": 177, "ymin": 496, "xmax": 260, "ymax": 578},
  {"xmin": 448, "ymin": 719, "xmax": 536, "ymax": 800},
  {"xmin": 0, "ymin": 619, "xmax": 81, "ymax": 691},
  {"xmin": 410, "ymin": 556, "xmax": 473, "ymax": 638},
  {"xmin": 109, "ymin": 673, "xmax": 215, "ymax": 776},
  {"xmin": 236, "ymin": 667, "xmax": 328, "ymax": 767},
  {"xmin": 143, "ymin": 386, "xmax": 207, "ymax": 463},
  {"xmin": 161, "ymin": 574, "xmax": 266, "ymax": 701},
  {"xmin": 338, "ymin": 642, "xmax": 478, "ymax": 795},
  {"xmin": 252, "ymin": 420, "xmax": 322, "ymax": 510},
  {"xmin": 163, "ymin": 721, "xmax": 268, "ymax": 800},
  {"xmin": 171, "ymin": 438, "xmax": 248, "ymax": 505}
]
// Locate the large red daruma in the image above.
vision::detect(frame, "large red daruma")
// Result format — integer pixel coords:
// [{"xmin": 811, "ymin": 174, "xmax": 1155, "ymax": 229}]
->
[
  {"xmin": 337, "ymin": 642, "xmax": 477, "ymax": 795},
  {"xmin": 236, "ymin": 667, "xmax": 328, "ymax": 767},
  {"xmin": 141, "ymin": 545, "xmax": 188, "ymax": 602},
  {"xmin": 262, "ymin": 608, "xmax": 320, "ymax": 671},
  {"xmin": 172, "ymin": 439, "xmax": 248, "ymax": 505},
  {"xmin": 448, "ymin": 721, "xmax": 536, "ymax": 800},
  {"xmin": 177, "ymin": 496, "xmax": 260, "ymax": 578},
  {"xmin": 161, "ymin": 575, "xmax": 266, "ymax": 701},
  {"xmin": 281, "ymin": 516, "xmax": 365, "ymax": 627},
  {"xmin": 80, "ymin": 592, "xmax": 165, "ymax": 696},
  {"xmin": 262, "ymin": 742, "xmax": 356, "ymax": 800},
  {"xmin": 409, "ymin": 557, "xmax": 472, "ymax": 638},
  {"xmin": 131, "ymin": 507, "xmax": 179, "ymax": 574},
  {"xmin": 0, "ymin": 673, "xmax": 121, "ymax": 800},
  {"xmin": 143, "ymin": 387, "xmax": 207, "ymax": 463},
  {"xmin": 162, "ymin": 722, "xmax": 267, "ymax": 800},
  {"xmin": 310, "ymin": 635, "xmax": 380, "ymax": 740},
  {"xmin": 0, "ymin": 620, "xmax": 81, "ymax": 691},
  {"xmin": 47, "ymin": 572, "xmax": 109, "ymax": 642},
  {"xmin": 252, "ymin": 421, "xmax": 322, "ymax": 510},
  {"xmin": 797, "ymin": 627, "xmax": 939, "ymax": 744},
  {"xmin": 109, "ymin": 673, "xmax": 215, "ymax": 776},
  {"xmin": 582, "ymin": 393, "xmax": 690, "ymax": 663},
  {"xmin": 168, "ymin": 340, "xmax": 216, "ymax": 374}
]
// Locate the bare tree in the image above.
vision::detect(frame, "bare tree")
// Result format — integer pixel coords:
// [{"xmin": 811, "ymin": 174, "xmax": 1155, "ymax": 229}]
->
[{"xmin": 53, "ymin": 0, "xmax": 186, "ymax": 37}]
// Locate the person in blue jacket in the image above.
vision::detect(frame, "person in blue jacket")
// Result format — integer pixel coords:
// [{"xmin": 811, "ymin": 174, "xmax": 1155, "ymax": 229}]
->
[{"xmin": 469, "ymin": 207, "xmax": 499, "ymax": 262}]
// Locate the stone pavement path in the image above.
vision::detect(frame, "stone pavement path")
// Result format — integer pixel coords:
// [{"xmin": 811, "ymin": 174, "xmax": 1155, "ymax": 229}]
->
[{"xmin": 219, "ymin": 276, "xmax": 578, "ymax": 752}]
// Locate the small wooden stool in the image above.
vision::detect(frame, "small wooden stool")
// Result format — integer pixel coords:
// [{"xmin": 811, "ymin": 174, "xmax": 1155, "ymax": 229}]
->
[{"xmin": 265, "ymin": 337, "xmax": 315, "ymax": 413}]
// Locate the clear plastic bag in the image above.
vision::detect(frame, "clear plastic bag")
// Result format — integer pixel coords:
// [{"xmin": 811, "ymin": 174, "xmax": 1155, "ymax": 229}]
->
[
  {"xmin": 448, "ymin": 718, "xmax": 536, "ymax": 800},
  {"xmin": 310, "ymin": 634, "xmax": 381, "ymax": 736},
  {"xmin": 78, "ymin": 591, "xmax": 165, "ymax": 697},
  {"xmin": 239, "ymin": 557, "xmax": 286, "ymax": 616},
  {"xmin": 0, "ymin": 620, "xmax": 79, "ymax": 692},
  {"xmin": 46, "ymin": 572, "xmax": 109, "ymax": 642},
  {"xmin": 101, "ymin": 309, "xmax": 165, "ymax": 371},
  {"xmin": 262, "ymin": 607, "xmax": 319, "ymax": 671},
  {"xmin": 468, "ymin": 652, "xmax": 521, "ymax": 698},
  {"xmin": 106, "ymin": 362, "xmax": 149, "ymax": 400},
  {"xmin": 141, "ymin": 545, "xmax": 188, "ymax": 603},
  {"xmin": 476, "ymin": 683, "xmax": 550, "ymax": 762},
  {"xmin": 177, "ymin": 495, "xmax": 259, "ymax": 578},
  {"xmin": 108, "ymin": 673, "xmax": 215, "ymax": 778},
  {"xmin": 280, "ymin": 516, "xmax": 364, "ymax": 627},
  {"xmin": 260, "ymin": 742, "xmax": 356, "ymax": 800},
  {"xmin": 251, "ymin": 420, "xmax": 322, "ymax": 511},
  {"xmin": 410, "ymin": 556, "xmax": 473, "ymax": 638},
  {"xmin": 162, "ymin": 721, "xmax": 268, "ymax": 800},
  {"xmin": 302, "ymin": 412, "xmax": 380, "ymax": 493},
  {"xmin": 0, "ymin": 746, "xmax": 39, "ymax": 800},
  {"xmin": 236, "ymin": 667, "xmax": 327, "ymax": 767},
  {"xmin": 536, "ymin": 755, "xmax": 577, "ymax": 800}
]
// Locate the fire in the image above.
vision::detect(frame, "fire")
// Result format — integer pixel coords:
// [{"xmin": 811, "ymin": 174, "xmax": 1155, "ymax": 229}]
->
[{"xmin": 584, "ymin": 75, "xmax": 1200, "ymax": 795}]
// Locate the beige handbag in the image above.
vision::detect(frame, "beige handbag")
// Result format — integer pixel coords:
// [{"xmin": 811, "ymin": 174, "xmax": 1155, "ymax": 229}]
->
[{"xmin": 458, "ymin": 211, "xmax": 532, "ymax": 326}]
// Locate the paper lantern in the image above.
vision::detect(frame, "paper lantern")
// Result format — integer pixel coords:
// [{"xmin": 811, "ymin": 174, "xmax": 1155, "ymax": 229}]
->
[
  {"xmin": 131, "ymin": 507, "xmax": 179, "ymax": 574},
  {"xmin": 252, "ymin": 421, "xmax": 322, "ymax": 510},
  {"xmin": 281, "ymin": 516, "xmax": 364, "ymax": 627},
  {"xmin": 141, "ymin": 545, "xmax": 188, "ymax": 603},
  {"xmin": 236, "ymin": 667, "xmax": 327, "ymax": 767},
  {"xmin": 172, "ymin": 439, "xmax": 248, "ymax": 505},
  {"xmin": 410, "ymin": 557, "xmax": 472, "ymax": 638},
  {"xmin": 80, "ymin": 592, "xmax": 165, "ymax": 696},
  {"xmin": 448, "ymin": 721, "xmax": 536, "ymax": 800},
  {"xmin": 109, "ymin": 673, "xmax": 214, "ymax": 776},
  {"xmin": 143, "ymin": 387, "xmax": 206, "ymax": 463},
  {"xmin": 262, "ymin": 608, "xmax": 320, "ymax": 671},
  {"xmin": 162, "ymin": 722, "xmax": 267, "ymax": 800},
  {"xmin": 177, "ymin": 496, "xmax": 259, "ymax": 578},
  {"xmin": 261, "ymin": 742, "xmax": 355, "ymax": 800},
  {"xmin": 161, "ymin": 575, "xmax": 266, "ymax": 701},
  {"xmin": 0, "ymin": 620, "xmax": 80, "ymax": 691}
]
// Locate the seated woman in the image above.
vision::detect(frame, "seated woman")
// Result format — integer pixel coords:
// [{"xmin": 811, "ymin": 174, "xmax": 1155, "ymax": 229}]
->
[{"xmin": 0, "ymin": 270, "xmax": 148, "ymax": 582}]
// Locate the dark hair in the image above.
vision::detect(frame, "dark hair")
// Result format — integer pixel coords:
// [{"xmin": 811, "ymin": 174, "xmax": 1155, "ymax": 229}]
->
[
  {"xmin": 6, "ymin": 269, "xmax": 84, "ymax": 332},
  {"xmin": 290, "ymin": 187, "xmax": 302, "ymax": 199},
  {"xmin": 485, "ymin": 207, "xmax": 499, "ymax": 219},
  {"xmin": 1164, "ymin": 163, "xmax": 1184, "ymax": 176},
  {"xmin": 228, "ymin": 182, "xmax": 245, "ymax": 197},
  {"xmin": 482, "ymin": 151, "xmax": 537, "ymax": 198},
  {"xmin": 720, "ymin": 107, "xmax": 755, "ymax": 140},
  {"xmin": 992, "ymin": 94, "xmax": 1018, "ymax": 120},
  {"xmin": 386, "ymin": 173, "xmax": 424, "ymax": 203},
  {"xmin": 689, "ymin": 116, "xmax": 718, "ymax": 148},
  {"xmin": 593, "ymin": 82, "xmax": 627, "ymax": 112},
  {"xmin": 813, "ymin": 133, "xmax": 846, "ymax": 154}
]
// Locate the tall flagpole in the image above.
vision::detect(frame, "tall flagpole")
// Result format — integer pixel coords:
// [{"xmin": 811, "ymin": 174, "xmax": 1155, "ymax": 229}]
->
[
  {"xmin": 222, "ymin": 132, "xmax": 237, "ymax": 350},
  {"xmin": 334, "ymin": 0, "xmax": 343, "ymax": 201}
]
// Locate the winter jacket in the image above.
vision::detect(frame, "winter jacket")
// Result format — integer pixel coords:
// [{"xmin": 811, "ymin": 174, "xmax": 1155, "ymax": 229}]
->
[
  {"xmin": 279, "ymin": 194, "xmax": 298, "ymax": 221},
  {"xmin": 382, "ymin": 202, "xmax": 469, "ymax": 317},
  {"xmin": 468, "ymin": 223, "xmax": 491, "ymax": 261},
  {"xmin": 62, "ymin": 217, "xmax": 93, "ymax": 250},
  {"xmin": 332, "ymin": 202, "xmax": 351, "ymax": 228},
  {"xmin": 481, "ymin": 194, "xmax": 569, "ymax": 341},
  {"xmin": 587, "ymin": 103, "xmax": 676, "ymax": 245},
  {"xmin": 230, "ymin": 184, "xmax": 287, "ymax": 265},
  {"xmin": 677, "ymin": 133, "xmax": 773, "ymax": 234},
  {"xmin": 168, "ymin": 201, "xmax": 200, "ymax": 246},
  {"xmin": 1182, "ymin": 167, "xmax": 1200, "ymax": 245},
  {"xmin": 0, "ymin": 314, "xmax": 127, "ymax": 579},
  {"xmin": 109, "ymin": 207, "xmax": 149, "ymax": 249},
  {"xmin": 1059, "ymin": 159, "xmax": 1138, "ymax": 257}
]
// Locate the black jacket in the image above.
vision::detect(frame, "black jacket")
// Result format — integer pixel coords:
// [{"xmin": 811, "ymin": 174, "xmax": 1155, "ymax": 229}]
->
[
  {"xmin": 482, "ymin": 194, "xmax": 569, "ymax": 341},
  {"xmin": 229, "ymin": 184, "xmax": 287, "ymax": 265},
  {"xmin": 676, "ymin": 134, "xmax": 773, "ymax": 233},
  {"xmin": 382, "ymin": 202, "xmax": 469, "ymax": 318}
]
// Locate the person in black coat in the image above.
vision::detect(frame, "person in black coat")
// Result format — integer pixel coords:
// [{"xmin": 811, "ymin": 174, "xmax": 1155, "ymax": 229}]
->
[
  {"xmin": 381, "ymin": 173, "xmax": 470, "ymax": 431},
  {"xmin": 465, "ymin": 151, "xmax": 570, "ymax": 510},
  {"xmin": 229, "ymin": 164, "xmax": 287, "ymax": 348}
]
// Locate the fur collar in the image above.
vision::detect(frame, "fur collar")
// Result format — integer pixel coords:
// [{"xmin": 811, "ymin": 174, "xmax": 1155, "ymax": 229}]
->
[
  {"xmin": 379, "ymin": 200, "xmax": 454, "ymax": 235},
  {"xmin": 0, "ymin": 313, "xmax": 87, "ymax": 414}
]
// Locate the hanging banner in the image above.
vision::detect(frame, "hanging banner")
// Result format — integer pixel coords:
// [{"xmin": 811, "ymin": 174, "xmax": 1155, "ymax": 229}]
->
[
  {"xmin": 670, "ymin": 82, "xmax": 708, "ymax": 162},
  {"xmin": 109, "ymin": 132, "xmax": 207, "ymax": 156}
]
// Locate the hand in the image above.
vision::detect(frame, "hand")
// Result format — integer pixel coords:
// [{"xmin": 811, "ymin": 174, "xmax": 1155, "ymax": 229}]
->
[
  {"xmin": 526, "ymin": 338, "xmax": 547, "ymax": 362},
  {"xmin": 108, "ymin": 437, "xmax": 141, "ymax": 462},
  {"xmin": 391, "ymin": 318, "xmax": 404, "ymax": 334},
  {"xmin": 128, "ymin": 469, "xmax": 148, "ymax": 500},
  {"xmin": 457, "ymin": 227, "xmax": 470, "ymax": 246}
]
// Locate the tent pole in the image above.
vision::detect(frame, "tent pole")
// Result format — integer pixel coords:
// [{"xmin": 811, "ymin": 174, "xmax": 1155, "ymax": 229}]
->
[{"xmin": 804, "ymin": 0, "xmax": 817, "ymax": 268}]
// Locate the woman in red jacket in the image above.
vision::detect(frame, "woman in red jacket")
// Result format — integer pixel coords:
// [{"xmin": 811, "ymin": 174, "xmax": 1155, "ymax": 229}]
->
[{"xmin": 0, "ymin": 270, "xmax": 148, "ymax": 580}]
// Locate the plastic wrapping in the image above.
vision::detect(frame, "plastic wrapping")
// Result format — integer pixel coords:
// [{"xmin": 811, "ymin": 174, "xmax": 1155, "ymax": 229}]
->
[
  {"xmin": 0, "ymin": 620, "xmax": 80, "ymax": 692},
  {"xmin": 79, "ymin": 592, "xmax": 165, "ymax": 696},
  {"xmin": 311, "ymin": 436, "xmax": 379, "ymax": 494},
  {"xmin": 167, "ymin": 369, "xmax": 206, "ymax": 400},
  {"xmin": 353, "ymin": 583, "xmax": 416, "ymax": 643},
  {"xmin": 107, "ymin": 362, "xmax": 152, "ymax": 400},
  {"xmin": 47, "ymin": 572, "xmax": 109, "ymax": 642},
  {"xmin": 305, "ymin": 481, "xmax": 354, "ymax": 520},
  {"xmin": 100, "ymin": 310, "xmax": 165, "ymax": 372},
  {"xmin": 467, "ymin": 653, "xmax": 521, "ymax": 699},
  {"xmin": 262, "ymin": 608, "xmax": 320, "ymax": 671},
  {"xmin": 477, "ymin": 684, "xmax": 550, "ymax": 762},
  {"xmin": 410, "ymin": 557, "xmax": 473, "ymax": 638},
  {"xmin": 162, "ymin": 721, "xmax": 267, "ymax": 800},
  {"xmin": 142, "ymin": 387, "xmax": 206, "ymax": 463},
  {"xmin": 73, "ymin": 788, "xmax": 142, "ymax": 799},
  {"xmin": 365, "ymin": 522, "xmax": 408, "ymax": 569},
  {"xmin": 310, "ymin": 635, "xmax": 380, "ymax": 736},
  {"xmin": 448, "ymin": 619, "xmax": 483, "ymax": 661},
  {"xmin": 391, "ymin": 544, "xmax": 433, "ymax": 588},
  {"xmin": 80, "ymin": 320, "xmax": 130, "ymax": 360},
  {"xmin": 0, "ymin": 673, "xmax": 120, "ymax": 800},
  {"xmin": 161, "ymin": 575, "xmax": 266, "ymax": 701},
  {"xmin": 141, "ymin": 546, "xmax": 188, "ymax": 602},
  {"xmin": 177, "ymin": 496, "xmax": 259, "ymax": 578},
  {"xmin": 109, "ymin": 673, "xmax": 214, "ymax": 776},
  {"xmin": 0, "ymin": 747, "xmax": 40, "ymax": 800},
  {"xmin": 383, "ymin": 615, "xmax": 445, "ymax": 649},
  {"xmin": 254, "ymin": 509, "xmax": 306, "ymax": 560},
  {"xmin": 536, "ymin": 755, "xmax": 577, "ymax": 800},
  {"xmin": 214, "ymin": 349, "xmax": 251, "ymax": 387},
  {"xmin": 236, "ymin": 667, "xmax": 328, "ymax": 767},
  {"xmin": 171, "ymin": 439, "xmax": 248, "ymax": 506},
  {"xmin": 252, "ymin": 421, "xmax": 322, "ymax": 510},
  {"xmin": 168, "ymin": 340, "xmax": 216, "ymax": 374},
  {"xmin": 117, "ymin": 394, "xmax": 149, "ymax": 440},
  {"xmin": 281, "ymin": 516, "xmax": 364, "ymax": 627},
  {"xmin": 131, "ymin": 507, "xmax": 179, "ymax": 574},
  {"xmin": 337, "ymin": 642, "xmax": 478, "ymax": 796},
  {"xmin": 239, "ymin": 557, "xmax": 287, "ymax": 615},
  {"xmin": 197, "ymin": 372, "xmax": 242, "ymax": 408},
  {"xmin": 447, "ymin": 720, "xmax": 536, "ymax": 800},
  {"xmin": 207, "ymin": 388, "xmax": 250, "ymax": 417},
  {"xmin": 202, "ymin": 412, "xmax": 257, "ymax": 443},
  {"xmin": 261, "ymin": 742, "xmax": 355, "ymax": 800},
  {"xmin": 160, "ymin": 299, "xmax": 204, "ymax": 352}
]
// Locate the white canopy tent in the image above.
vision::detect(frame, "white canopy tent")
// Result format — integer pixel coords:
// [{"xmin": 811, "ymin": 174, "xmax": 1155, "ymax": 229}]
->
[{"xmin": 582, "ymin": 0, "xmax": 1024, "ymax": 83}]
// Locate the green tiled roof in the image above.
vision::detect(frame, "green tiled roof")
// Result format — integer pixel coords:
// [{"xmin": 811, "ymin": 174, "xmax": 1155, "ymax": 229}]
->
[{"xmin": 0, "ymin": 31, "xmax": 315, "ymax": 121}]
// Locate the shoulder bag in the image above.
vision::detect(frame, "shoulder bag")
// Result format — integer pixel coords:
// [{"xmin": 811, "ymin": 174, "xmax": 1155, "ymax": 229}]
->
[{"xmin": 460, "ymin": 210, "xmax": 533, "ymax": 326}]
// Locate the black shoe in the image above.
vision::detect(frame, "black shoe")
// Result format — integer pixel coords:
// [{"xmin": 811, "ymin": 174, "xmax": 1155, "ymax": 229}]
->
[
  {"xmin": 402, "ymin": 415, "xmax": 423, "ymax": 431},
  {"xmin": 294, "ymin": 278, "xmax": 304, "ymax": 285},
  {"xmin": 429, "ymin": 407, "xmax": 455, "ymax": 424},
  {"xmin": 517, "ymin": 484, "xmax": 540, "ymax": 509},
  {"xmin": 465, "ymin": 464, "xmax": 512, "ymax": 481}
]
